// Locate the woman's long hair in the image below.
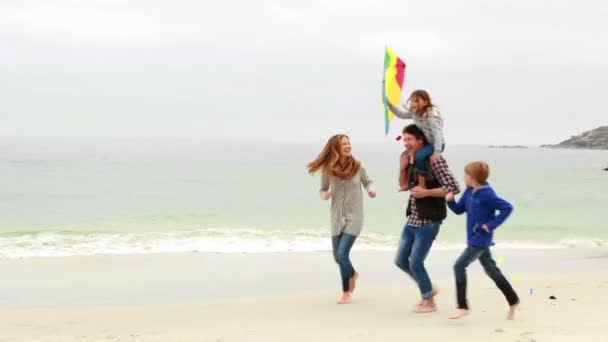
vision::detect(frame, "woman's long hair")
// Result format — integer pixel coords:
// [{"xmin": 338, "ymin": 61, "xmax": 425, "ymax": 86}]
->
[{"xmin": 307, "ymin": 134, "xmax": 359, "ymax": 180}]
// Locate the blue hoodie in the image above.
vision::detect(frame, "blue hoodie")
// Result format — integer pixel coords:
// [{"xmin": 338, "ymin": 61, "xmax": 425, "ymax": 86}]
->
[{"xmin": 447, "ymin": 183, "xmax": 513, "ymax": 248}]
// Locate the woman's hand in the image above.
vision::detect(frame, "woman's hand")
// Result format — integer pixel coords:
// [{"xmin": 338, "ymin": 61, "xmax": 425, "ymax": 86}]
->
[
  {"xmin": 430, "ymin": 154, "xmax": 440, "ymax": 163},
  {"xmin": 321, "ymin": 191, "xmax": 332, "ymax": 201},
  {"xmin": 368, "ymin": 191, "xmax": 377, "ymax": 199}
]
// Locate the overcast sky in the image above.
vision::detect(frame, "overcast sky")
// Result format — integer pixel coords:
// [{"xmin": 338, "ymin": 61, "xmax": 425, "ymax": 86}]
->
[{"xmin": 1, "ymin": 0, "xmax": 607, "ymax": 145}]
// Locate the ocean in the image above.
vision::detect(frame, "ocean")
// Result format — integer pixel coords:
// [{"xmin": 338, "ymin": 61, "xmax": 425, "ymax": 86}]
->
[{"xmin": 1, "ymin": 137, "xmax": 607, "ymax": 258}]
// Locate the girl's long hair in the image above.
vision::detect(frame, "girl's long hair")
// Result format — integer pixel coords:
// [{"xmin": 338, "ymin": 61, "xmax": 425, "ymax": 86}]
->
[{"xmin": 408, "ymin": 89, "xmax": 436, "ymax": 116}]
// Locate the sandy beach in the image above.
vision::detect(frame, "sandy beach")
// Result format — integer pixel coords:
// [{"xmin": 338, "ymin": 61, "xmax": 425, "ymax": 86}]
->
[
  {"xmin": 4, "ymin": 0, "xmax": 608, "ymax": 340},
  {"xmin": 1, "ymin": 249, "xmax": 607, "ymax": 341}
]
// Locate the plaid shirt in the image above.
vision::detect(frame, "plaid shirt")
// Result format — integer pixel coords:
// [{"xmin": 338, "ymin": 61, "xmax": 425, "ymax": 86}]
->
[{"xmin": 407, "ymin": 156, "xmax": 460, "ymax": 227}]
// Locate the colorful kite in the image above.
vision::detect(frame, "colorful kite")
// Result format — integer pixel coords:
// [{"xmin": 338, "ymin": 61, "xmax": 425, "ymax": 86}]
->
[{"xmin": 382, "ymin": 46, "xmax": 406, "ymax": 135}]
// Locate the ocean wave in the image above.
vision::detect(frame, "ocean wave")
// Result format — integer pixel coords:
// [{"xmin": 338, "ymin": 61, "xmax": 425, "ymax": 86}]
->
[{"xmin": 0, "ymin": 228, "xmax": 605, "ymax": 258}]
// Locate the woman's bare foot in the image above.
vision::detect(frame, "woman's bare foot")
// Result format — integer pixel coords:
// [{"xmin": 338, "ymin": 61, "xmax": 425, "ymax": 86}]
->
[
  {"xmin": 507, "ymin": 303, "xmax": 519, "ymax": 320},
  {"xmin": 448, "ymin": 309, "xmax": 470, "ymax": 320},
  {"xmin": 415, "ymin": 299, "xmax": 437, "ymax": 313},
  {"xmin": 337, "ymin": 292, "xmax": 352, "ymax": 304},
  {"xmin": 348, "ymin": 272, "xmax": 359, "ymax": 294},
  {"xmin": 416, "ymin": 288, "xmax": 440, "ymax": 307}
]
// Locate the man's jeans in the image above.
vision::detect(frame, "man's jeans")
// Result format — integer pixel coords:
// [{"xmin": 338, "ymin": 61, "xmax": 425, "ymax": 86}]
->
[{"xmin": 395, "ymin": 223, "xmax": 440, "ymax": 299}]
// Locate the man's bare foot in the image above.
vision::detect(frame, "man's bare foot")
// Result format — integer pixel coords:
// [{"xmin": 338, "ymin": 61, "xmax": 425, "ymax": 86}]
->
[
  {"xmin": 415, "ymin": 299, "xmax": 437, "ymax": 313},
  {"xmin": 448, "ymin": 309, "xmax": 470, "ymax": 319},
  {"xmin": 507, "ymin": 303, "xmax": 519, "ymax": 320},
  {"xmin": 348, "ymin": 272, "xmax": 359, "ymax": 294},
  {"xmin": 337, "ymin": 292, "xmax": 352, "ymax": 304},
  {"xmin": 416, "ymin": 288, "xmax": 440, "ymax": 307}
]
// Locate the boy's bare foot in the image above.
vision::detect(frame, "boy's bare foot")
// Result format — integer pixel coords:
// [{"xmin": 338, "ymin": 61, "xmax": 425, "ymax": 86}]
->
[
  {"xmin": 348, "ymin": 272, "xmax": 359, "ymax": 294},
  {"xmin": 414, "ymin": 299, "xmax": 437, "ymax": 313},
  {"xmin": 448, "ymin": 309, "xmax": 470, "ymax": 319},
  {"xmin": 416, "ymin": 288, "xmax": 439, "ymax": 307},
  {"xmin": 507, "ymin": 303, "xmax": 519, "ymax": 320},
  {"xmin": 337, "ymin": 292, "xmax": 352, "ymax": 304}
]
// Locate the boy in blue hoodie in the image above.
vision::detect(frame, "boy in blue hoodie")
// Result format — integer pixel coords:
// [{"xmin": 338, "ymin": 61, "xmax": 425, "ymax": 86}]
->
[{"xmin": 446, "ymin": 161, "xmax": 520, "ymax": 320}]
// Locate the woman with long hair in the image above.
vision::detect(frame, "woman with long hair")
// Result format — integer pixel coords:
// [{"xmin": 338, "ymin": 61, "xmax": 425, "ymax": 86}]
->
[{"xmin": 307, "ymin": 134, "xmax": 376, "ymax": 304}]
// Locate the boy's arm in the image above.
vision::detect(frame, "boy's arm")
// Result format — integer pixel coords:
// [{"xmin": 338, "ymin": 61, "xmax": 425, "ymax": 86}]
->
[
  {"xmin": 484, "ymin": 193, "xmax": 514, "ymax": 230},
  {"xmin": 447, "ymin": 193, "xmax": 467, "ymax": 215},
  {"xmin": 388, "ymin": 102, "xmax": 414, "ymax": 120},
  {"xmin": 428, "ymin": 115, "xmax": 444, "ymax": 155}
]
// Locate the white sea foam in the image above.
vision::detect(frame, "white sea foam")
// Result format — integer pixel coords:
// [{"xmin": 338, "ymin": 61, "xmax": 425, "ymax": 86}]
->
[{"xmin": 0, "ymin": 228, "xmax": 604, "ymax": 259}]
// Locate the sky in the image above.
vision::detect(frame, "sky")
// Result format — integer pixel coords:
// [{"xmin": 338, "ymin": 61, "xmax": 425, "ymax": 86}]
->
[{"xmin": 1, "ymin": 0, "xmax": 607, "ymax": 145}]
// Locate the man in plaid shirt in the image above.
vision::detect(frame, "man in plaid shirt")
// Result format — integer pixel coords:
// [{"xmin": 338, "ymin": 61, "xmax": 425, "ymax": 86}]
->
[{"xmin": 396, "ymin": 124, "xmax": 460, "ymax": 314}]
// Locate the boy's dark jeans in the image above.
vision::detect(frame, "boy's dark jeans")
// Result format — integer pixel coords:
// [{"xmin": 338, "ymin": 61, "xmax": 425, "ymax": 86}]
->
[{"xmin": 454, "ymin": 245, "xmax": 520, "ymax": 310}]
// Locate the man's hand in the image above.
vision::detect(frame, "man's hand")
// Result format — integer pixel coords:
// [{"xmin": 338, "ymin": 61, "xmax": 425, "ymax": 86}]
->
[
  {"xmin": 430, "ymin": 154, "xmax": 440, "ymax": 163},
  {"xmin": 481, "ymin": 224, "xmax": 490, "ymax": 233},
  {"xmin": 410, "ymin": 186, "xmax": 429, "ymax": 199},
  {"xmin": 368, "ymin": 191, "xmax": 377, "ymax": 199}
]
